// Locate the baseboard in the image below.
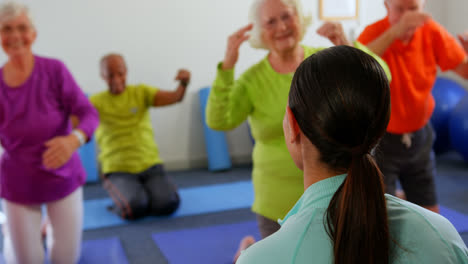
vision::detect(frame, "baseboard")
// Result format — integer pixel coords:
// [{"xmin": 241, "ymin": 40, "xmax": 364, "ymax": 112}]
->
[{"xmin": 163, "ymin": 154, "xmax": 252, "ymax": 171}]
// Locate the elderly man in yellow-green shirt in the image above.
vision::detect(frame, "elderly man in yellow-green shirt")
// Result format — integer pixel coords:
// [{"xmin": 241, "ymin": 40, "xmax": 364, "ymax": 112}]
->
[{"xmin": 90, "ymin": 53, "xmax": 190, "ymax": 220}]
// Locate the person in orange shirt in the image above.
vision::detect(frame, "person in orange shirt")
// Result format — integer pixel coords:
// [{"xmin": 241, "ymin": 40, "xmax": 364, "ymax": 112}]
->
[{"xmin": 357, "ymin": 0, "xmax": 468, "ymax": 213}]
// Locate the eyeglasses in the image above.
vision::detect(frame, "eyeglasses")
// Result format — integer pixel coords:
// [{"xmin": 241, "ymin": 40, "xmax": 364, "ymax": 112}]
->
[
  {"xmin": 0, "ymin": 24, "xmax": 32, "ymax": 35},
  {"xmin": 262, "ymin": 10, "xmax": 296, "ymax": 30}
]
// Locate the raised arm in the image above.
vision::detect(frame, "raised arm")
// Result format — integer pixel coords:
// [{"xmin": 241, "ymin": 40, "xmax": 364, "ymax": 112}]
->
[
  {"xmin": 316, "ymin": 22, "xmax": 352, "ymax": 46},
  {"xmin": 316, "ymin": 21, "xmax": 391, "ymax": 80},
  {"xmin": 206, "ymin": 24, "xmax": 254, "ymax": 131},
  {"xmin": 366, "ymin": 11, "xmax": 430, "ymax": 56},
  {"xmin": 153, "ymin": 69, "xmax": 191, "ymax": 107},
  {"xmin": 221, "ymin": 24, "xmax": 253, "ymax": 70}
]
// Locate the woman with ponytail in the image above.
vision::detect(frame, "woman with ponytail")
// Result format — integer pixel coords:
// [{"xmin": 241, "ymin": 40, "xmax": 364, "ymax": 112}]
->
[{"xmin": 236, "ymin": 45, "xmax": 468, "ymax": 264}]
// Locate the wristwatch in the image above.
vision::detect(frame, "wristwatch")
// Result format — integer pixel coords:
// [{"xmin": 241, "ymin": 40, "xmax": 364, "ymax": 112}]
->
[{"xmin": 72, "ymin": 130, "xmax": 86, "ymax": 146}]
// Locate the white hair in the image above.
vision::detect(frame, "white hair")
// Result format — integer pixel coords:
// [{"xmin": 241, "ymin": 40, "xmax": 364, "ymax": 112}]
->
[
  {"xmin": 0, "ymin": 1, "xmax": 35, "ymax": 30},
  {"xmin": 385, "ymin": 0, "xmax": 426, "ymax": 4},
  {"xmin": 248, "ymin": 0, "xmax": 312, "ymax": 49}
]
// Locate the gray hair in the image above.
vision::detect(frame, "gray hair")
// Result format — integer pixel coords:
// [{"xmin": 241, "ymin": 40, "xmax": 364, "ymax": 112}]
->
[
  {"xmin": 0, "ymin": 1, "xmax": 35, "ymax": 30},
  {"xmin": 385, "ymin": 0, "xmax": 426, "ymax": 4},
  {"xmin": 248, "ymin": 0, "xmax": 312, "ymax": 49}
]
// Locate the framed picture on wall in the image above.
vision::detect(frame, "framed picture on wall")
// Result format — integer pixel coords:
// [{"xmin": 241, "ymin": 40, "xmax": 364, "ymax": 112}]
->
[{"xmin": 319, "ymin": 0, "xmax": 359, "ymax": 21}]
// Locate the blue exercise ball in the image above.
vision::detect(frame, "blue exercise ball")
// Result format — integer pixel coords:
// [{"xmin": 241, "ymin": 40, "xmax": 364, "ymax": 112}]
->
[
  {"xmin": 449, "ymin": 94, "xmax": 468, "ymax": 162},
  {"xmin": 431, "ymin": 77, "xmax": 467, "ymax": 154}
]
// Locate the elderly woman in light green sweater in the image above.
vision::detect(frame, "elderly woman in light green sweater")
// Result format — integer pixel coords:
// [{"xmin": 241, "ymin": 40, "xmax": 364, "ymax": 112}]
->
[{"xmin": 206, "ymin": 0, "xmax": 389, "ymax": 258}]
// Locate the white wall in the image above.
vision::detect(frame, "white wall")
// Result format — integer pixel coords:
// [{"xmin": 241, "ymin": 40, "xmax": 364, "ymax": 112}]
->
[
  {"xmin": 425, "ymin": 0, "xmax": 447, "ymax": 26},
  {"xmin": 0, "ymin": 0, "xmax": 387, "ymax": 170},
  {"xmin": 426, "ymin": 0, "xmax": 468, "ymax": 90},
  {"xmin": 445, "ymin": 0, "xmax": 468, "ymax": 90},
  {"xmin": 446, "ymin": 0, "xmax": 468, "ymax": 37}
]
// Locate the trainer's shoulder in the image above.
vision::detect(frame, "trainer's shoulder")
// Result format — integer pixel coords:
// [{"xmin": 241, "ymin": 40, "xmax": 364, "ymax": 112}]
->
[
  {"xmin": 387, "ymin": 195, "xmax": 453, "ymax": 235},
  {"xmin": 386, "ymin": 195, "xmax": 468, "ymax": 263}
]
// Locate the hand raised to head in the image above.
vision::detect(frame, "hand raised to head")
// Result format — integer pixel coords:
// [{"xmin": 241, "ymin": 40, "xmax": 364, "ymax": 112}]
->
[
  {"xmin": 222, "ymin": 24, "xmax": 254, "ymax": 70},
  {"xmin": 394, "ymin": 11, "xmax": 430, "ymax": 41}
]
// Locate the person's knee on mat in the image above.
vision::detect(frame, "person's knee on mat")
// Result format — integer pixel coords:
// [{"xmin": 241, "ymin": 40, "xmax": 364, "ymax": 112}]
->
[
  {"xmin": 110, "ymin": 192, "xmax": 149, "ymax": 220},
  {"xmin": 149, "ymin": 192, "xmax": 180, "ymax": 216},
  {"xmin": 110, "ymin": 190, "xmax": 180, "ymax": 218},
  {"xmin": 128, "ymin": 194, "xmax": 150, "ymax": 219}
]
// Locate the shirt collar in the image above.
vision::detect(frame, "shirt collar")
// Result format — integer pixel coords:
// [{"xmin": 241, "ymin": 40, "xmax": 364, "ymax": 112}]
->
[{"xmin": 279, "ymin": 174, "xmax": 347, "ymax": 224}]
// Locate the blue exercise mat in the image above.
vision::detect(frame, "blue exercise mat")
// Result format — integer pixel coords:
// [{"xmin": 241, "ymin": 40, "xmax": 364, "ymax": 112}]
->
[
  {"xmin": 152, "ymin": 221, "xmax": 261, "ymax": 264},
  {"xmin": 0, "ymin": 237, "xmax": 128, "ymax": 264},
  {"xmin": 83, "ymin": 181, "xmax": 468, "ymax": 233},
  {"xmin": 150, "ymin": 208, "xmax": 468, "ymax": 264},
  {"xmin": 79, "ymin": 237, "xmax": 128, "ymax": 264},
  {"xmin": 83, "ymin": 181, "xmax": 254, "ymax": 230},
  {"xmin": 440, "ymin": 206, "xmax": 468, "ymax": 233}
]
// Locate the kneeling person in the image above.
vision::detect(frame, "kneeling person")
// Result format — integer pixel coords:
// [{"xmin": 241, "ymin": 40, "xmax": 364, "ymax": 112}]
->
[{"xmin": 91, "ymin": 53, "xmax": 190, "ymax": 219}]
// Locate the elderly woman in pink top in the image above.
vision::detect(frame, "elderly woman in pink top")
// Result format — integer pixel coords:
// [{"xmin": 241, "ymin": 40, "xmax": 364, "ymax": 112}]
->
[{"xmin": 0, "ymin": 2, "xmax": 98, "ymax": 263}]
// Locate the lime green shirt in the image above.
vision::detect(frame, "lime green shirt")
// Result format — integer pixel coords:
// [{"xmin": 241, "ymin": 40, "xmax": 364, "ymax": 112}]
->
[
  {"xmin": 207, "ymin": 46, "xmax": 320, "ymax": 220},
  {"xmin": 238, "ymin": 175, "xmax": 468, "ymax": 264},
  {"xmin": 206, "ymin": 43, "xmax": 391, "ymax": 221},
  {"xmin": 90, "ymin": 84, "xmax": 162, "ymax": 174}
]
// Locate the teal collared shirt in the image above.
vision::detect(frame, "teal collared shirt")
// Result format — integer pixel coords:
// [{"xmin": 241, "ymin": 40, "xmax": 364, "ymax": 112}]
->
[{"xmin": 237, "ymin": 174, "xmax": 468, "ymax": 264}]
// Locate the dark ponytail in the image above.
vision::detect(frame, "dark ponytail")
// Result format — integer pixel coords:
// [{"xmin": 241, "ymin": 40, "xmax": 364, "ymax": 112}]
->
[
  {"xmin": 289, "ymin": 46, "xmax": 391, "ymax": 264},
  {"xmin": 327, "ymin": 154, "xmax": 389, "ymax": 264}
]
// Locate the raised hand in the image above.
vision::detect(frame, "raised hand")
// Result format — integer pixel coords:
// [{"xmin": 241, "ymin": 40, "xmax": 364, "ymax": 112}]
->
[
  {"xmin": 394, "ymin": 11, "xmax": 430, "ymax": 41},
  {"xmin": 317, "ymin": 22, "xmax": 351, "ymax": 46},
  {"xmin": 222, "ymin": 24, "xmax": 253, "ymax": 70},
  {"xmin": 457, "ymin": 32, "xmax": 468, "ymax": 53},
  {"xmin": 175, "ymin": 69, "xmax": 191, "ymax": 85},
  {"xmin": 42, "ymin": 134, "xmax": 81, "ymax": 170}
]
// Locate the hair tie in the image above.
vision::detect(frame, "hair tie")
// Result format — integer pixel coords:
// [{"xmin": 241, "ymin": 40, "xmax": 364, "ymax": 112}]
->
[{"xmin": 350, "ymin": 145, "xmax": 368, "ymax": 157}]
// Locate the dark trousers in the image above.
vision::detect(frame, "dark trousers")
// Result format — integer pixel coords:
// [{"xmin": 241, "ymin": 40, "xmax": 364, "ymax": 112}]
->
[
  {"xmin": 103, "ymin": 164, "xmax": 180, "ymax": 220},
  {"xmin": 256, "ymin": 214, "xmax": 281, "ymax": 239},
  {"xmin": 376, "ymin": 124, "xmax": 437, "ymax": 206}
]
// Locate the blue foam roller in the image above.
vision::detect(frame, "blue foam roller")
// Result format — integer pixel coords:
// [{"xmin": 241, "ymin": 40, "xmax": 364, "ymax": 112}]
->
[
  {"xmin": 199, "ymin": 87, "xmax": 232, "ymax": 171},
  {"xmin": 449, "ymin": 94, "xmax": 468, "ymax": 162},
  {"xmin": 78, "ymin": 93, "xmax": 99, "ymax": 183},
  {"xmin": 78, "ymin": 137, "xmax": 99, "ymax": 183},
  {"xmin": 431, "ymin": 77, "xmax": 467, "ymax": 154}
]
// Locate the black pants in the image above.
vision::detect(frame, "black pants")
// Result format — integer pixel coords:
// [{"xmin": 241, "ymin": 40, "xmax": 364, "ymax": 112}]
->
[
  {"xmin": 376, "ymin": 124, "xmax": 437, "ymax": 206},
  {"xmin": 103, "ymin": 164, "xmax": 180, "ymax": 220},
  {"xmin": 256, "ymin": 214, "xmax": 280, "ymax": 239}
]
